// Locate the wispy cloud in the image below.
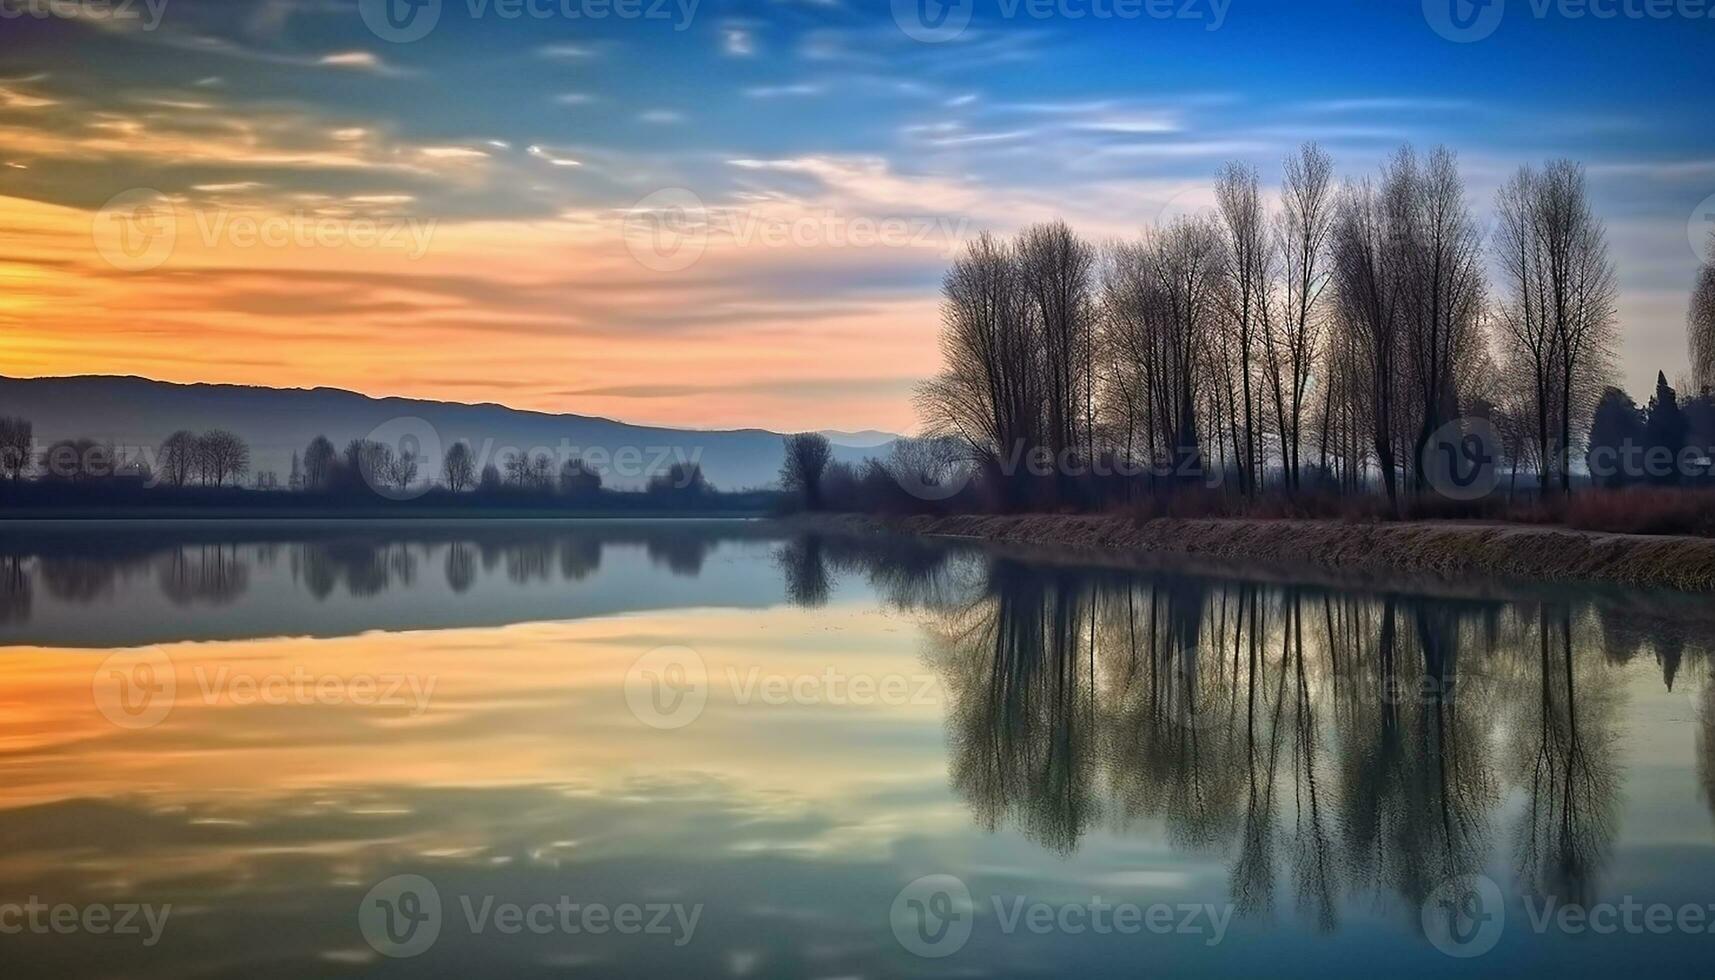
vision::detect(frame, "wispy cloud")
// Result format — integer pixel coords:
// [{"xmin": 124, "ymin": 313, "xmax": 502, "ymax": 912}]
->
[{"xmin": 745, "ymin": 84, "xmax": 825, "ymax": 98}]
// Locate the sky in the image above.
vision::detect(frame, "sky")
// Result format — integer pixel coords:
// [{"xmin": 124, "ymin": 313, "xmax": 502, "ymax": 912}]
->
[{"xmin": 0, "ymin": 0, "xmax": 1712, "ymax": 433}]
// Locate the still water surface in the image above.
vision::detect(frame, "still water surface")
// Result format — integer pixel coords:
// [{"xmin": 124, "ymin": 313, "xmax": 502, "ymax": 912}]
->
[{"xmin": 1, "ymin": 520, "xmax": 1712, "ymax": 977}]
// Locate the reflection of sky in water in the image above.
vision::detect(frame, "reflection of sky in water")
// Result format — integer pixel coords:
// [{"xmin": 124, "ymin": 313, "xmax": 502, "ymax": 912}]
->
[{"xmin": 1, "ymin": 521, "xmax": 1713, "ymax": 978}]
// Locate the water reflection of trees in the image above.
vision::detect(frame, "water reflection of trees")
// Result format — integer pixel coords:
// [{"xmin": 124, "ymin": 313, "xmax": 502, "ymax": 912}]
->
[
  {"xmin": 0, "ymin": 524, "xmax": 737, "ymax": 611},
  {"xmin": 1511, "ymin": 605, "xmax": 1621, "ymax": 908},
  {"xmin": 0, "ymin": 555, "xmax": 29, "ymax": 624},
  {"xmin": 812, "ymin": 546, "xmax": 1709, "ymax": 930},
  {"xmin": 158, "ymin": 544, "xmax": 250, "ymax": 605}
]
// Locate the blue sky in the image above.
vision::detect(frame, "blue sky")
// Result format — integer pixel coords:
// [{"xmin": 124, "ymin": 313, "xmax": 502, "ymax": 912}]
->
[{"xmin": 1, "ymin": 0, "xmax": 1711, "ymax": 429}]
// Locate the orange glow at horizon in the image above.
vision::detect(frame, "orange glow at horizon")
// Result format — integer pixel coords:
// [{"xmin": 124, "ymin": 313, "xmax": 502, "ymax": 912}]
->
[{"xmin": 0, "ymin": 193, "xmax": 937, "ymax": 434}]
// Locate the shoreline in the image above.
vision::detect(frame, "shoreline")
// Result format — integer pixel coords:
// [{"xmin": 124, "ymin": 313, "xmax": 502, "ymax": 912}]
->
[{"xmin": 811, "ymin": 513, "xmax": 1715, "ymax": 595}]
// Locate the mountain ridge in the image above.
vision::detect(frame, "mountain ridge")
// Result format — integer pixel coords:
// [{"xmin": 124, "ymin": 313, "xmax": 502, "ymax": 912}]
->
[{"xmin": 0, "ymin": 374, "xmax": 896, "ymax": 490}]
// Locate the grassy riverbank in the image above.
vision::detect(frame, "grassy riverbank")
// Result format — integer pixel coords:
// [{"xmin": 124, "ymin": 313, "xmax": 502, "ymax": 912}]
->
[{"xmin": 817, "ymin": 513, "xmax": 1715, "ymax": 594}]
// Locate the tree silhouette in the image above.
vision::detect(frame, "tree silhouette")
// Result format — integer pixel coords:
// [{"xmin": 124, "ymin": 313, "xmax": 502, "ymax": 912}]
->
[
  {"xmin": 443, "ymin": 441, "xmax": 475, "ymax": 492},
  {"xmin": 1644, "ymin": 372, "xmax": 1689, "ymax": 485},
  {"xmin": 1586, "ymin": 387, "xmax": 1645, "ymax": 488},
  {"xmin": 0, "ymin": 416, "xmax": 32, "ymax": 481},
  {"xmin": 779, "ymin": 432, "xmax": 832, "ymax": 510}
]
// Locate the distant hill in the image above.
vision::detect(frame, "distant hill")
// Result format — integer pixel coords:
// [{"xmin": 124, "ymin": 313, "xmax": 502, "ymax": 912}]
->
[
  {"xmin": 820, "ymin": 429, "xmax": 905, "ymax": 449},
  {"xmin": 0, "ymin": 375, "xmax": 893, "ymax": 490}
]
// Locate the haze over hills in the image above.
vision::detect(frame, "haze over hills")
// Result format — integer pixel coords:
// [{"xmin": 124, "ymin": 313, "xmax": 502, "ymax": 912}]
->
[
  {"xmin": 819, "ymin": 430, "xmax": 903, "ymax": 449},
  {"xmin": 0, "ymin": 375, "xmax": 898, "ymax": 490}
]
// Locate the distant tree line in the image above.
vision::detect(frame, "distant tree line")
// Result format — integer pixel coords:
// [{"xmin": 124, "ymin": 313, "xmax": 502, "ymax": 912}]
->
[
  {"xmin": 0, "ymin": 422, "xmax": 253, "ymax": 487},
  {"xmin": 0, "ymin": 422, "xmax": 776, "ymax": 513},
  {"xmin": 293, "ymin": 433, "xmax": 720, "ymax": 505}
]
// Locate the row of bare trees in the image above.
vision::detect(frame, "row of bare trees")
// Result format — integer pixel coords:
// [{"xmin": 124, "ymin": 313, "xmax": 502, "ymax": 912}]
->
[
  {"xmin": 159, "ymin": 429, "xmax": 251, "ymax": 487},
  {"xmin": 919, "ymin": 143, "xmax": 1622, "ymax": 510}
]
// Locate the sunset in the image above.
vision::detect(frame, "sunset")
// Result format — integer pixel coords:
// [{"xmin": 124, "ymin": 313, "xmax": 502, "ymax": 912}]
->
[
  {"xmin": 5, "ymin": 1, "xmax": 1715, "ymax": 977},
  {"xmin": 3, "ymin": 0, "xmax": 1712, "ymax": 429}
]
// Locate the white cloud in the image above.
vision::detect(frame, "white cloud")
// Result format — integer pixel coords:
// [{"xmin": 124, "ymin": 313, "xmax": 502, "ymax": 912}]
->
[{"xmin": 724, "ymin": 28, "xmax": 755, "ymax": 56}]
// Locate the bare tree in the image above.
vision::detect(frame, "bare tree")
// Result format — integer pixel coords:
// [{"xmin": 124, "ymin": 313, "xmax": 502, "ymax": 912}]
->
[
  {"xmin": 346, "ymin": 438, "xmax": 394, "ymax": 491},
  {"xmin": 1214, "ymin": 162, "xmax": 1271, "ymax": 495},
  {"xmin": 303, "ymin": 435, "xmax": 337, "ymax": 491},
  {"xmin": 0, "ymin": 416, "xmax": 32, "ymax": 481},
  {"xmin": 196, "ymin": 430, "xmax": 250, "ymax": 488},
  {"xmin": 388, "ymin": 445, "xmax": 419, "ymax": 492},
  {"xmin": 1269, "ymin": 142, "xmax": 1335, "ymax": 490},
  {"xmin": 779, "ymin": 432, "xmax": 834, "ymax": 509},
  {"xmin": 1493, "ymin": 167, "xmax": 1559, "ymax": 491},
  {"xmin": 917, "ymin": 232, "xmax": 1043, "ymax": 503},
  {"xmin": 886, "ymin": 435, "xmax": 968, "ymax": 493},
  {"xmin": 158, "ymin": 429, "xmax": 197, "ymax": 487},
  {"xmin": 1392, "ymin": 146, "xmax": 1487, "ymax": 496},
  {"xmin": 443, "ymin": 441, "xmax": 475, "ymax": 492},
  {"xmin": 1105, "ymin": 217, "xmax": 1224, "ymax": 482},
  {"xmin": 1541, "ymin": 161, "xmax": 1615, "ymax": 493},
  {"xmin": 1332, "ymin": 176, "xmax": 1406, "ymax": 509},
  {"xmin": 1016, "ymin": 220, "xmax": 1099, "ymax": 480}
]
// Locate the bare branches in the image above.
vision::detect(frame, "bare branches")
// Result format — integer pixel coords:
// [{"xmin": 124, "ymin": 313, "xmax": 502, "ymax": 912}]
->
[
  {"xmin": 1492, "ymin": 160, "xmax": 1617, "ymax": 492},
  {"xmin": 913, "ymin": 143, "xmax": 1636, "ymax": 510}
]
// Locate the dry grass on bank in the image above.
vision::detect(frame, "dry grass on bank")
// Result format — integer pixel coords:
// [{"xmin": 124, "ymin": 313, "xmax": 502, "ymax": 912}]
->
[
  {"xmin": 1113, "ymin": 487, "xmax": 1715, "ymax": 539},
  {"xmin": 853, "ymin": 511, "xmax": 1715, "ymax": 593}
]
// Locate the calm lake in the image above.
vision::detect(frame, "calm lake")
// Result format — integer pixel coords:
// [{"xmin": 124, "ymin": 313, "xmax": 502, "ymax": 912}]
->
[{"xmin": 1, "ymin": 520, "xmax": 1712, "ymax": 977}]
